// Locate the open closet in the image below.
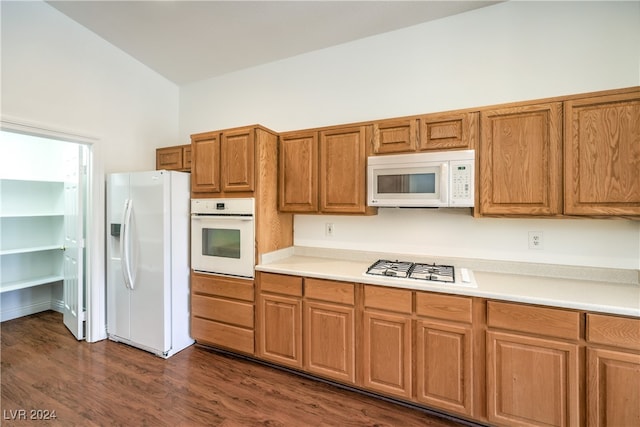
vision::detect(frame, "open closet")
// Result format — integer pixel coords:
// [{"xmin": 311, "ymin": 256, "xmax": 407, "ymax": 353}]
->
[{"xmin": 0, "ymin": 130, "xmax": 87, "ymax": 339}]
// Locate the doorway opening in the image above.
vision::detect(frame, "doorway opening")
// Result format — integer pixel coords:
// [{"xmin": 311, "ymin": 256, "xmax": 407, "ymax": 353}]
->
[{"xmin": 0, "ymin": 129, "xmax": 91, "ymax": 340}]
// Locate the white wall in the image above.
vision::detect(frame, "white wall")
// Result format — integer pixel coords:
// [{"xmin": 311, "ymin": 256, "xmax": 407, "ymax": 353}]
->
[
  {"xmin": 179, "ymin": 1, "xmax": 640, "ymax": 270},
  {"xmin": 1, "ymin": 0, "xmax": 180, "ymax": 174}
]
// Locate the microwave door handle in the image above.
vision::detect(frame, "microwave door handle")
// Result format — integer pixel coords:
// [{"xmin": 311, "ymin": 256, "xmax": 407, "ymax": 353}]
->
[{"xmin": 440, "ymin": 163, "xmax": 449, "ymax": 204}]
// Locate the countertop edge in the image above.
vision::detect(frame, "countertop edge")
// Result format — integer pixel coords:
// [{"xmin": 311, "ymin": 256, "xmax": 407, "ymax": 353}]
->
[{"xmin": 256, "ymin": 247, "xmax": 640, "ymax": 318}]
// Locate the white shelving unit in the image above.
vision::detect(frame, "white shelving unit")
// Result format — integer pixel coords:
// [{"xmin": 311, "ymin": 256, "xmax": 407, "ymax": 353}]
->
[{"xmin": 0, "ymin": 179, "xmax": 65, "ymax": 294}]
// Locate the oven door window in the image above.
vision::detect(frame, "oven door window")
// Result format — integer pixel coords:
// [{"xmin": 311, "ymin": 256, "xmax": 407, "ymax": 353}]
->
[{"xmin": 202, "ymin": 228, "xmax": 241, "ymax": 259}]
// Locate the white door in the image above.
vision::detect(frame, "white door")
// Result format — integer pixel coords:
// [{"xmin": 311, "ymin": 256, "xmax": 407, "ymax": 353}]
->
[{"xmin": 63, "ymin": 144, "xmax": 85, "ymax": 340}]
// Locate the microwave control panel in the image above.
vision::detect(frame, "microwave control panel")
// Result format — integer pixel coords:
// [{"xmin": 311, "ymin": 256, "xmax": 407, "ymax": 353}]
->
[{"xmin": 450, "ymin": 160, "xmax": 474, "ymax": 206}]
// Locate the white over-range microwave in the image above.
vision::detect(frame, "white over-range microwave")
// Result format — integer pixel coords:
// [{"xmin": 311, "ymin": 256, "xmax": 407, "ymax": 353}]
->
[{"xmin": 367, "ymin": 150, "xmax": 475, "ymax": 208}]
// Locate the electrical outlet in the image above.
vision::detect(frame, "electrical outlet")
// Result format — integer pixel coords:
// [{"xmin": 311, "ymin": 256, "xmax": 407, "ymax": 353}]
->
[
  {"xmin": 325, "ymin": 223, "xmax": 334, "ymax": 237},
  {"xmin": 528, "ymin": 231, "xmax": 543, "ymax": 249}
]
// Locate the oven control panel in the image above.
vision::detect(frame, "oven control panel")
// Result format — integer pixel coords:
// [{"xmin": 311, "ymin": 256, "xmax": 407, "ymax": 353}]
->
[{"xmin": 191, "ymin": 198, "xmax": 255, "ymax": 215}]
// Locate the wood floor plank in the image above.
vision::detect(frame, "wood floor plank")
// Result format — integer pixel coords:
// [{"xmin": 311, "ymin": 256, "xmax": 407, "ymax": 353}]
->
[{"xmin": 1, "ymin": 311, "xmax": 476, "ymax": 426}]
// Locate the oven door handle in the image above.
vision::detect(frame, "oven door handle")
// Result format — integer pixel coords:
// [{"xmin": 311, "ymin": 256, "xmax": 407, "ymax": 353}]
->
[{"xmin": 191, "ymin": 215, "xmax": 253, "ymax": 221}]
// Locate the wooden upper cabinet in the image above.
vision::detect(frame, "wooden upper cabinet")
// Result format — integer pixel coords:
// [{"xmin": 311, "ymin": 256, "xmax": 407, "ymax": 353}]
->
[
  {"xmin": 319, "ymin": 125, "xmax": 371, "ymax": 214},
  {"xmin": 371, "ymin": 118, "xmax": 418, "ymax": 154},
  {"xmin": 479, "ymin": 102, "xmax": 563, "ymax": 216},
  {"xmin": 191, "ymin": 126, "xmax": 259, "ymax": 195},
  {"xmin": 564, "ymin": 90, "xmax": 640, "ymax": 216},
  {"xmin": 156, "ymin": 144, "xmax": 191, "ymax": 171},
  {"xmin": 182, "ymin": 145, "xmax": 192, "ymax": 170},
  {"xmin": 191, "ymin": 132, "xmax": 221, "ymax": 193},
  {"xmin": 279, "ymin": 131, "xmax": 318, "ymax": 212},
  {"xmin": 221, "ymin": 128, "xmax": 255, "ymax": 192},
  {"xmin": 419, "ymin": 111, "xmax": 478, "ymax": 151}
]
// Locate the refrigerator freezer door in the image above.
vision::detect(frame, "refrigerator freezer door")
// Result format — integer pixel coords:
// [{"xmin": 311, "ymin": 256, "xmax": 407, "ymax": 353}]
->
[{"xmin": 107, "ymin": 173, "xmax": 131, "ymax": 342}]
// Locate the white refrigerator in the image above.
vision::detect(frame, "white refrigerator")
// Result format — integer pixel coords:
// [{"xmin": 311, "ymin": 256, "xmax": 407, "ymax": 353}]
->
[{"xmin": 106, "ymin": 170, "xmax": 193, "ymax": 358}]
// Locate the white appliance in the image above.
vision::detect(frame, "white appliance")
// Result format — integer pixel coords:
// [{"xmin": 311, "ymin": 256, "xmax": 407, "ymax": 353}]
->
[
  {"xmin": 191, "ymin": 198, "xmax": 255, "ymax": 278},
  {"xmin": 367, "ymin": 149, "xmax": 475, "ymax": 208},
  {"xmin": 364, "ymin": 259, "xmax": 476, "ymax": 288},
  {"xmin": 107, "ymin": 170, "xmax": 194, "ymax": 358}
]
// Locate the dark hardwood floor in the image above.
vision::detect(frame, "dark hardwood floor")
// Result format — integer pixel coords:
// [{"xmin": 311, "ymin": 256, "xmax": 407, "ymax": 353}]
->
[{"xmin": 1, "ymin": 311, "xmax": 476, "ymax": 426}]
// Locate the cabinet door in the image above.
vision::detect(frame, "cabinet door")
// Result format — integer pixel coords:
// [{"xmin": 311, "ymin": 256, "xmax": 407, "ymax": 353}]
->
[
  {"xmin": 156, "ymin": 146, "xmax": 183, "ymax": 170},
  {"xmin": 258, "ymin": 293, "xmax": 302, "ymax": 368},
  {"xmin": 419, "ymin": 112, "xmax": 478, "ymax": 151},
  {"xmin": 564, "ymin": 91, "xmax": 640, "ymax": 216},
  {"xmin": 362, "ymin": 310, "xmax": 412, "ymax": 399},
  {"xmin": 587, "ymin": 347, "xmax": 640, "ymax": 427},
  {"xmin": 182, "ymin": 145, "xmax": 192, "ymax": 171},
  {"xmin": 416, "ymin": 320, "xmax": 473, "ymax": 417},
  {"xmin": 304, "ymin": 301, "xmax": 355, "ymax": 384},
  {"xmin": 221, "ymin": 128, "xmax": 255, "ymax": 192},
  {"xmin": 479, "ymin": 103, "xmax": 563, "ymax": 216},
  {"xmin": 279, "ymin": 132, "xmax": 318, "ymax": 212},
  {"xmin": 487, "ymin": 331, "xmax": 579, "ymax": 427},
  {"xmin": 191, "ymin": 133, "xmax": 221, "ymax": 193},
  {"xmin": 319, "ymin": 126, "xmax": 370, "ymax": 214},
  {"xmin": 372, "ymin": 119, "xmax": 417, "ymax": 154}
]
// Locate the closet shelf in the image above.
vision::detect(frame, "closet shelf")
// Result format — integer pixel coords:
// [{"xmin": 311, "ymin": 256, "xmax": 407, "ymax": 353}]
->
[
  {"xmin": 0, "ymin": 275, "xmax": 64, "ymax": 294},
  {"xmin": 0, "ymin": 245, "xmax": 64, "ymax": 256}
]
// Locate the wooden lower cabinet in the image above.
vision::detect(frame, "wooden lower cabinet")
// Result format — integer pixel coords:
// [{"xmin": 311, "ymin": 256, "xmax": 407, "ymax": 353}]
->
[
  {"xmin": 586, "ymin": 313, "xmax": 640, "ymax": 426},
  {"xmin": 362, "ymin": 310, "xmax": 412, "ymax": 399},
  {"xmin": 304, "ymin": 278, "xmax": 356, "ymax": 384},
  {"xmin": 257, "ymin": 273, "xmax": 303, "ymax": 368},
  {"xmin": 486, "ymin": 300, "xmax": 581, "ymax": 427},
  {"xmin": 416, "ymin": 320, "xmax": 473, "ymax": 417},
  {"xmin": 362, "ymin": 285, "xmax": 413, "ymax": 399},
  {"xmin": 587, "ymin": 348, "xmax": 640, "ymax": 427},
  {"xmin": 250, "ymin": 274, "xmax": 640, "ymax": 427},
  {"xmin": 304, "ymin": 301, "xmax": 355, "ymax": 384},
  {"xmin": 190, "ymin": 273, "xmax": 255, "ymax": 354}
]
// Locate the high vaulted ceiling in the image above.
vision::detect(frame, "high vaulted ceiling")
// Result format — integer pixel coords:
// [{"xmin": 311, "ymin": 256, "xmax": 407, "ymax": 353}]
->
[{"xmin": 47, "ymin": 1, "xmax": 500, "ymax": 85}]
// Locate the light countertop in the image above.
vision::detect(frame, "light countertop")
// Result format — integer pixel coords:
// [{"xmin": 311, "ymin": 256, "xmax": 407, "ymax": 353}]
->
[{"xmin": 256, "ymin": 246, "xmax": 640, "ymax": 317}]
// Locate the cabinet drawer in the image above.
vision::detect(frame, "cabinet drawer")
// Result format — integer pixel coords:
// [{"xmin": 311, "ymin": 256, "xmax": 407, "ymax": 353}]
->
[
  {"xmin": 192, "ymin": 317, "xmax": 254, "ymax": 354},
  {"xmin": 260, "ymin": 272, "xmax": 303, "ymax": 296},
  {"xmin": 364, "ymin": 285, "xmax": 412, "ymax": 314},
  {"xmin": 192, "ymin": 295, "xmax": 253, "ymax": 328},
  {"xmin": 416, "ymin": 292, "xmax": 472, "ymax": 323},
  {"xmin": 305, "ymin": 278, "xmax": 354, "ymax": 305},
  {"xmin": 487, "ymin": 301, "xmax": 581, "ymax": 341},
  {"xmin": 191, "ymin": 273, "xmax": 254, "ymax": 302},
  {"xmin": 587, "ymin": 313, "xmax": 640, "ymax": 351}
]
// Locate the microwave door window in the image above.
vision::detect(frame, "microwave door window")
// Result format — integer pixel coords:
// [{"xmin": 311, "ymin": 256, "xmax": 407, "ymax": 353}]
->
[
  {"xmin": 202, "ymin": 228, "xmax": 241, "ymax": 259},
  {"xmin": 378, "ymin": 173, "xmax": 435, "ymax": 194}
]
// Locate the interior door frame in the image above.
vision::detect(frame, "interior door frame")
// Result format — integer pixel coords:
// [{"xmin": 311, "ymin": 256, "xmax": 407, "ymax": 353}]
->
[{"xmin": 1, "ymin": 116, "xmax": 106, "ymax": 343}]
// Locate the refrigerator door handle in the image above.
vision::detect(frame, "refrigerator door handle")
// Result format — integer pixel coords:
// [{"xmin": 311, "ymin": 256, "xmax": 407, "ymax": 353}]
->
[{"xmin": 120, "ymin": 198, "xmax": 136, "ymax": 290}]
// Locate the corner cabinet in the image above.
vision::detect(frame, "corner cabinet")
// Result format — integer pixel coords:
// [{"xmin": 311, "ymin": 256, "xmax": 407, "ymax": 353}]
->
[
  {"xmin": 479, "ymin": 102, "xmax": 563, "ymax": 216},
  {"xmin": 564, "ymin": 90, "xmax": 640, "ymax": 216},
  {"xmin": 0, "ymin": 179, "xmax": 65, "ymax": 293},
  {"xmin": 156, "ymin": 144, "xmax": 191, "ymax": 171}
]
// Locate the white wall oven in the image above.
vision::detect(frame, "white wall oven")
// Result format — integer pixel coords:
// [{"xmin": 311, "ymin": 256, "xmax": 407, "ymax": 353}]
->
[{"xmin": 191, "ymin": 198, "xmax": 255, "ymax": 278}]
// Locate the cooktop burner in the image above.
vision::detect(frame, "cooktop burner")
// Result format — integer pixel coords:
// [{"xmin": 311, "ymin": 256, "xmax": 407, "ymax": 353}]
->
[{"xmin": 366, "ymin": 259, "xmax": 456, "ymax": 283}]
